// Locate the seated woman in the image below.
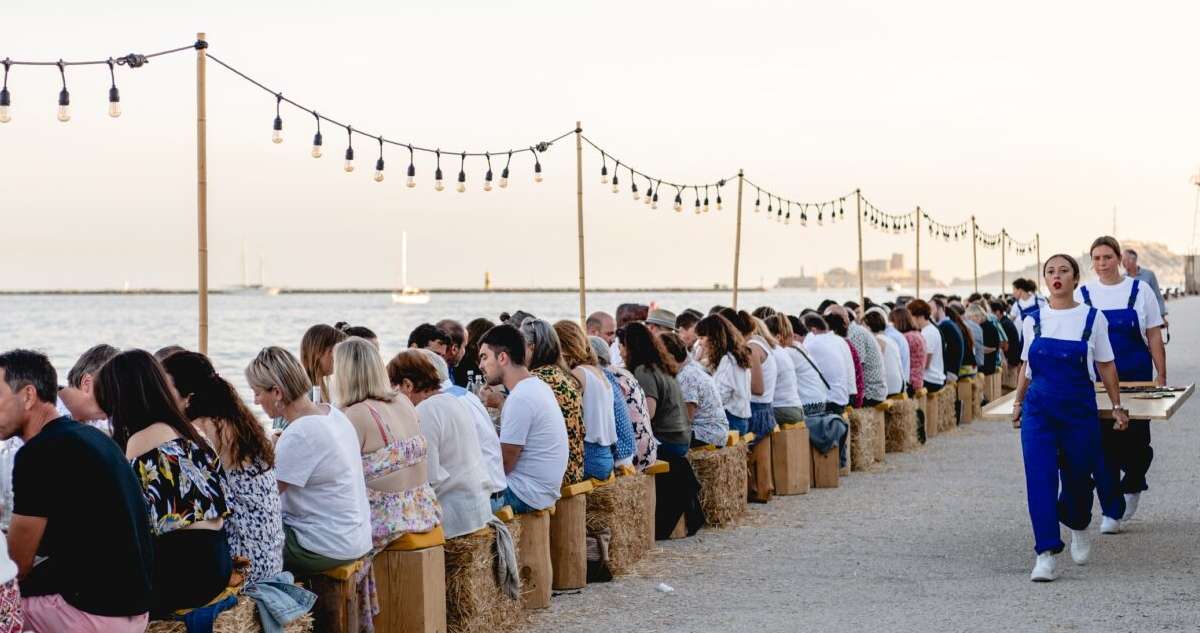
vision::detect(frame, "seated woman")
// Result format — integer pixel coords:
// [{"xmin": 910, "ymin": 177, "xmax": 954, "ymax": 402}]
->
[
  {"xmin": 333, "ymin": 338, "xmax": 441, "ymax": 552},
  {"xmin": 863, "ymin": 310, "xmax": 905, "ymax": 399},
  {"xmin": 755, "ymin": 316, "xmax": 805, "ymax": 427},
  {"xmin": 621, "ymin": 322, "xmax": 691, "ymax": 458},
  {"xmin": 388, "ymin": 350, "xmax": 492, "ymax": 538},
  {"xmin": 95, "ymin": 350, "xmax": 232, "ymax": 616},
  {"xmin": 300, "ymin": 324, "xmax": 348, "ymax": 405},
  {"xmin": 658, "ymin": 332, "xmax": 729, "ymax": 448},
  {"xmin": 519, "ymin": 319, "xmax": 587, "ymax": 485},
  {"xmin": 245, "ymin": 347, "xmax": 373, "ymax": 575},
  {"xmin": 590, "ymin": 336, "xmax": 655, "ymax": 471},
  {"xmin": 553, "ymin": 320, "xmax": 619, "ymax": 480},
  {"xmin": 162, "ymin": 351, "xmax": 284, "ymax": 585},
  {"xmin": 694, "ymin": 314, "xmax": 753, "ymax": 434}
]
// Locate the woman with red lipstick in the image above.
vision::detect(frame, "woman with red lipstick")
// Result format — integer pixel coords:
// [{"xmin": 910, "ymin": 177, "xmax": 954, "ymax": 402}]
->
[
  {"xmin": 1077, "ymin": 236, "xmax": 1166, "ymax": 531},
  {"xmin": 1012, "ymin": 254, "xmax": 1127, "ymax": 582}
]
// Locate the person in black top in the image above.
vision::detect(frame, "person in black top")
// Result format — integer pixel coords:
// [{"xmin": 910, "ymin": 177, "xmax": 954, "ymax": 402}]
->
[
  {"xmin": 0, "ymin": 349, "xmax": 153, "ymax": 631},
  {"xmin": 992, "ymin": 301, "xmax": 1023, "ymax": 368},
  {"xmin": 933, "ymin": 299, "xmax": 964, "ymax": 380}
]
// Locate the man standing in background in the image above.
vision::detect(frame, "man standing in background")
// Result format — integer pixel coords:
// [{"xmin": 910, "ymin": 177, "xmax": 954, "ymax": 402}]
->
[{"xmin": 1122, "ymin": 249, "xmax": 1168, "ymax": 329}]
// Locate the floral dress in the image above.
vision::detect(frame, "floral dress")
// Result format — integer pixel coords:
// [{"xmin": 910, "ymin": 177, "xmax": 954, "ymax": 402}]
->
[
  {"xmin": 131, "ymin": 437, "xmax": 230, "ymax": 535},
  {"xmin": 612, "ymin": 368, "xmax": 658, "ymax": 471},
  {"xmin": 361, "ymin": 403, "xmax": 442, "ymax": 554},
  {"xmin": 223, "ymin": 457, "xmax": 285, "ymax": 585},
  {"xmin": 532, "ymin": 365, "xmax": 586, "ymax": 486}
]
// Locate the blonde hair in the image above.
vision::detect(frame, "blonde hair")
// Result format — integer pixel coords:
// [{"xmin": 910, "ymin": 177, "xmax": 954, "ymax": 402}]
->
[
  {"xmin": 553, "ymin": 320, "xmax": 598, "ymax": 368},
  {"xmin": 333, "ymin": 337, "xmax": 396, "ymax": 408},
  {"xmin": 965, "ymin": 303, "xmax": 989, "ymax": 322},
  {"xmin": 751, "ymin": 317, "xmax": 780, "ymax": 348},
  {"xmin": 246, "ymin": 346, "xmax": 312, "ymax": 404}
]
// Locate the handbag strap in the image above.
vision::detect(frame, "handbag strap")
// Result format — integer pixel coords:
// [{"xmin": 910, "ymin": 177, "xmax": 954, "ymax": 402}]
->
[{"xmin": 792, "ymin": 343, "xmax": 831, "ymax": 390}]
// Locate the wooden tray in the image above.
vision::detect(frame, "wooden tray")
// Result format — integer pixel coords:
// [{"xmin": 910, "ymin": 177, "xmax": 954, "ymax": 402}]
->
[{"xmin": 980, "ymin": 382, "xmax": 1194, "ymax": 421}]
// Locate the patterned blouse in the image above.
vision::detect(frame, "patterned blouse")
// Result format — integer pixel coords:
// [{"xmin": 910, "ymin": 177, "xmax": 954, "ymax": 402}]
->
[
  {"xmin": 602, "ymin": 369, "xmax": 636, "ymax": 463},
  {"xmin": 902, "ymin": 331, "xmax": 927, "ymax": 389},
  {"xmin": 531, "ymin": 365, "xmax": 586, "ymax": 486},
  {"xmin": 223, "ymin": 458, "xmax": 284, "ymax": 584},
  {"xmin": 611, "ymin": 368, "xmax": 659, "ymax": 472},
  {"xmin": 131, "ymin": 437, "xmax": 230, "ymax": 536},
  {"xmin": 848, "ymin": 324, "xmax": 887, "ymax": 403},
  {"xmin": 676, "ymin": 359, "xmax": 729, "ymax": 447}
]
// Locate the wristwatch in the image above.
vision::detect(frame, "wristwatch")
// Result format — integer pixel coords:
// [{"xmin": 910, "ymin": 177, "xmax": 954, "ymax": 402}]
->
[{"xmin": 1112, "ymin": 404, "xmax": 1128, "ymax": 416}]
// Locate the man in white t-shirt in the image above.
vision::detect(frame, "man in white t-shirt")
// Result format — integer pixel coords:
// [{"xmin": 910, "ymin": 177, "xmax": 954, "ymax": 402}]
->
[
  {"xmin": 801, "ymin": 314, "xmax": 852, "ymax": 410},
  {"xmin": 907, "ymin": 299, "xmax": 946, "ymax": 391},
  {"xmin": 478, "ymin": 324, "xmax": 568, "ymax": 514}
]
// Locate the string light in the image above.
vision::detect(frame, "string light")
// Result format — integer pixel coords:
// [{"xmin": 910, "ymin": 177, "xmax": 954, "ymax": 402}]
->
[
  {"xmin": 652, "ymin": 180, "xmax": 661, "ymax": 209},
  {"xmin": 600, "ymin": 152, "xmax": 609, "ymax": 184},
  {"xmin": 55, "ymin": 61, "xmax": 70, "ymax": 122},
  {"xmin": 630, "ymin": 167, "xmax": 639, "ymax": 200},
  {"xmin": 532, "ymin": 146, "xmax": 543, "ymax": 183},
  {"xmin": 342, "ymin": 125, "xmax": 355, "ymax": 173},
  {"xmin": 456, "ymin": 152, "xmax": 467, "ymax": 193},
  {"xmin": 702, "ymin": 185, "xmax": 710, "ymax": 213},
  {"xmin": 434, "ymin": 149, "xmax": 445, "ymax": 191},
  {"xmin": 642, "ymin": 177, "xmax": 652, "ymax": 205},
  {"xmin": 373, "ymin": 137, "xmax": 385, "ymax": 182},
  {"xmin": 755, "ymin": 189, "xmax": 761, "ymax": 212},
  {"xmin": 611, "ymin": 162, "xmax": 620, "ymax": 193},
  {"xmin": 499, "ymin": 151, "xmax": 511, "ymax": 188},
  {"xmin": 693, "ymin": 186, "xmax": 701, "ymax": 215},
  {"xmin": 716, "ymin": 184, "xmax": 723, "ymax": 211},
  {"xmin": 406, "ymin": 145, "xmax": 416, "ymax": 188},
  {"xmin": 673, "ymin": 187, "xmax": 683, "ymax": 212},
  {"xmin": 310, "ymin": 112, "xmax": 323, "ymax": 158},
  {"xmin": 106, "ymin": 59, "xmax": 120, "ymax": 118},
  {"xmin": 0, "ymin": 59, "xmax": 11, "ymax": 123},
  {"xmin": 271, "ymin": 93, "xmax": 282, "ymax": 143},
  {"xmin": 483, "ymin": 153, "xmax": 494, "ymax": 191}
]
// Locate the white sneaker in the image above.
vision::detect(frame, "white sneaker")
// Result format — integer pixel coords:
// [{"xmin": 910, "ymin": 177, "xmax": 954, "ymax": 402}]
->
[
  {"xmin": 1123, "ymin": 493, "xmax": 1140, "ymax": 520},
  {"xmin": 1031, "ymin": 552, "xmax": 1058, "ymax": 581},
  {"xmin": 1100, "ymin": 516, "xmax": 1122, "ymax": 535},
  {"xmin": 1070, "ymin": 529, "xmax": 1091, "ymax": 564}
]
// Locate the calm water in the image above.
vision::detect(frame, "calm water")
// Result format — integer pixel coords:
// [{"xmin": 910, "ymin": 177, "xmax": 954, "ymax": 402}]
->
[{"xmin": 0, "ymin": 287, "xmax": 976, "ymax": 406}]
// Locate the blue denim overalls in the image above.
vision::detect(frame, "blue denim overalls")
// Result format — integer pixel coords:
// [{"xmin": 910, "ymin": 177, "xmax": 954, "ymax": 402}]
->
[
  {"xmin": 1082, "ymin": 280, "xmax": 1153, "ymax": 514},
  {"xmin": 1020, "ymin": 307, "xmax": 1101, "ymax": 554}
]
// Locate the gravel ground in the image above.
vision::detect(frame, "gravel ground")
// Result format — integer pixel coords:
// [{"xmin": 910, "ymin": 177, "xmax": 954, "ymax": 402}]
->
[{"xmin": 521, "ymin": 298, "xmax": 1200, "ymax": 633}]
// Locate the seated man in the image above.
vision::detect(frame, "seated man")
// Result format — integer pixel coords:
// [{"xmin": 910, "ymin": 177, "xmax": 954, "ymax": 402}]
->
[
  {"xmin": 477, "ymin": 325, "xmax": 568, "ymax": 514},
  {"xmin": 58, "ymin": 343, "xmax": 119, "ymax": 434},
  {"xmin": 408, "ymin": 323, "xmax": 452, "ymax": 357},
  {"xmin": 0, "ymin": 349, "xmax": 153, "ymax": 632}
]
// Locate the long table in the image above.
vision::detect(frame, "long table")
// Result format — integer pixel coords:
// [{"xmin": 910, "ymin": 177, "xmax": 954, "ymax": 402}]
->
[{"xmin": 980, "ymin": 382, "xmax": 1194, "ymax": 422}]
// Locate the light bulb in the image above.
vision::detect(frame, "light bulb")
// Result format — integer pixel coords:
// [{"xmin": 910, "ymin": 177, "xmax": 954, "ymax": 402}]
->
[
  {"xmin": 703, "ymin": 201, "xmax": 710, "ymax": 213},
  {"xmin": 499, "ymin": 167, "xmax": 509, "ymax": 188},
  {"xmin": 754, "ymin": 200, "xmax": 760, "ymax": 212},
  {"xmin": 457, "ymin": 169, "xmax": 466, "ymax": 192},
  {"xmin": 374, "ymin": 158, "xmax": 385, "ymax": 182},
  {"xmin": 107, "ymin": 86, "xmax": 121, "ymax": 118},
  {"xmin": 484, "ymin": 169, "xmax": 494, "ymax": 191},
  {"xmin": 311, "ymin": 132, "xmax": 323, "ymax": 158},
  {"xmin": 434, "ymin": 168, "xmax": 444, "ymax": 191},
  {"xmin": 643, "ymin": 191, "xmax": 652, "ymax": 205},
  {"xmin": 272, "ymin": 116, "xmax": 283, "ymax": 143},
  {"xmin": 534, "ymin": 163, "xmax": 543, "ymax": 183},
  {"xmin": 673, "ymin": 194, "xmax": 683, "ymax": 212},
  {"xmin": 0, "ymin": 87, "xmax": 10, "ymax": 123},
  {"xmin": 695, "ymin": 199, "xmax": 701, "ymax": 214},
  {"xmin": 406, "ymin": 164, "xmax": 416, "ymax": 188},
  {"xmin": 652, "ymin": 198, "xmax": 659, "ymax": 210},
  {"xmin": 57, "ymin": 88, "xmax": 71, "ymax": 122},
  {"xmin": 600, "ymin": 165, "xmax": 608, "ymax": 184},
  {"xmin": 716, "ymin": 195, "xmax": 723, "ymax": 211},
  {"xmin": 632, "ymin": 188, "xmax": 639, "ymax": 201},
  {"xmin": 343, "ymin": 147, "xmax": 355, "ymax": 172},
  {"xmin": 0, "ymin": 106, "xmax": 9, "ymax": 123}
]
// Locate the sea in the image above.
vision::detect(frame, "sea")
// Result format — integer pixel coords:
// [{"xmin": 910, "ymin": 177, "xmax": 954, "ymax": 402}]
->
[{"xmin": 1, "ymin": 286, "xmax": 979, "ymax": 407}]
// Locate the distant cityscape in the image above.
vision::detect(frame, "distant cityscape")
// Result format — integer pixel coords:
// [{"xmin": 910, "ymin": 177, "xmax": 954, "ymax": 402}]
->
[{"xmin": 777, "ymin": 253, "xmax": 941, "ymax": 289}]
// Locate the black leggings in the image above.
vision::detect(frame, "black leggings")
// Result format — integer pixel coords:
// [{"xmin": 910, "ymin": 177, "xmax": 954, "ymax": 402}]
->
[{"xmin": 152, "ymin": 528, "xmax": 233, "ymax": 617}]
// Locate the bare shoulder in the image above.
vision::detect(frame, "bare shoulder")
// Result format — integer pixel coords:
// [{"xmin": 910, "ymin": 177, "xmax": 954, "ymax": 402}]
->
[{"xmin": 125, "ymin": 422, "xmax": 180, "ymax": 460}]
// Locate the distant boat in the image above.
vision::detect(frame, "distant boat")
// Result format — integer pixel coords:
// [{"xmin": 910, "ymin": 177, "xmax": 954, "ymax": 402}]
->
[
  {"xmin": 229, "ymin": 245, "xmax": 281, "ymax": 296},
  {"xmin": 886, "ymin": 282, "xmax": 903, "ymax": 293},
  {"xmin": 392, "ymin": 231, "xmax": 430, "ymax": 305}
]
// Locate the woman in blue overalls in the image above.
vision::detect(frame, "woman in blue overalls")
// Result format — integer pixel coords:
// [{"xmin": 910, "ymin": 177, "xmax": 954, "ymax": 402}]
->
[
  {"xmin": 1078, "ymin": 236, "xmax": 1167, "ymax": 530},
  {"xmin": 1012, "ymin": 254, "xmax": 1128, "ymax": 582}
]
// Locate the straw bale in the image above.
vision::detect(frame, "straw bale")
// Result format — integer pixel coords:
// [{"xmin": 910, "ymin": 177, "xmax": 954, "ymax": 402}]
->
[
  {"xmin": 444, "ymin": 524, "xmax": 523, "ymax": 633},
  {"xmin": 687, "ymin": 443, "xmax": 748, "ymax": 527},
  {"xmin": 847, "ymin": 408, "xmax": 878, "ymax": 471},
  {"xmin": 885, "ymin": 399, "xmax": 919, "ymax": 452},
  {"xmin": 147, "ymin": 595, "xmax": 313, "ymax": 633},
  {"xmin": 586, "ymin": 474, "xmax": 650, "ymax": 576}
]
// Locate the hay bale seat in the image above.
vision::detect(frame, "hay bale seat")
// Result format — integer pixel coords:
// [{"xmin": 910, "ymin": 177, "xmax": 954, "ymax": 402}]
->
[
  {"xmin": 847, "ymin": 407, "xmax": 882, "ymax": 471},
  {"xmin": 971, "ymin": 374, "xmax": 985, "ymax": 420},
  {"xmin": 585, "ymin": 473, "xmax": 650, "ymax": 576},
  {"xmin": 885, "ymin": 396, "xmax": 919, "ymax": 452},
  {"xmin": 937, "ymin": 385, "xmax": 956, "ymax": 433},
  {"xmin": 870, "ymin": 404, "xmax": 888, "ymax": 463},
  {"xmin": 444, "ymin": 523, "xmax": 523, "ymax": 633},
  {"xmin": 146, "ymin": 595, "xmax": 314, "ymax": 633},
  {"xmin": 687, "ymin": 441, "xmax": 749, "ymax": 527}
]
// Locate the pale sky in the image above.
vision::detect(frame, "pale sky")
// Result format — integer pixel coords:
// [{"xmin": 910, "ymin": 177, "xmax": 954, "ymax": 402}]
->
[{"xmin": 2, "ymin": 0, "xmax": 1198, "ymax": 290}]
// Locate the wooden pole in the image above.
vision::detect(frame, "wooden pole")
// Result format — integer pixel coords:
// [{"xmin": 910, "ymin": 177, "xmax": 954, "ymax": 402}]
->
[
  {"xmin": 855, "ymin": 189, "xmax": 865, "ymax": 307},
  {"xmin": 733, "ymin": 170, "xmax": 744, "ymax": 309},
  {"xmin": 196, "ymin": 32, "xmax": 209, "ymax": 355},
  {"xmin": 1035, "ymin": 233, "xmax": 1042, "ymax": 294},
  {"xmin": 574, "ymin": 121, "xmax": 586, "ymax": 325},
  {"xmin": 915, "ymin": 207, "xmax": 922, "ymax": 299},
  {"xmin": 1000, "ymin": 229, "xmax": 1007, "ymax": 297},
  {"xmin": 971, "ymin": 216, "xmax": 978, "ymax": 294}
]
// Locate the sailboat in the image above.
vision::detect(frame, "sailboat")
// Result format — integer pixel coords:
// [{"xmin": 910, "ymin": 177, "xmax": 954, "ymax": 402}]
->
[
  {"xmin": 229, "ymin": 242, "xmax": 280, "ymax": 295},
  {"xmin": 392, "ymin": 231, "xmax": 430, "ymax": 304}
]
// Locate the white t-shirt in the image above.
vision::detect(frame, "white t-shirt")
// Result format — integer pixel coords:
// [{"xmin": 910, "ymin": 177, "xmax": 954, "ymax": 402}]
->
[
  {"xmin": 1009, "ymin": 294, "xmax": 1048, "ymax": 322},
  {"xmin": 786, "ymin": 344, "xmax": 829, "ymax": 407},
  {"xmin": 1021, "ymin": 304, "xmax": 1114, "ymax": 381},
  {"xmin": 499, "ymin": 377, "xmax": 569, "ymax": 510},
  {"xmin": 805, "ymin": 332, "xmax": 852, "ymax": 407},
  {"xmin": 748, "ymin": 337, "xmax": 777, "ymax": 405},
  {"xmin": 770, "ymin": 345, "xmax": 803, "ymax": 408},
  {"xmin": 920, "ymin": 324, "xmax": 946, "ymax": 385},
  {"xmin": 877, "ymin": 334, "xmax": 904, "ymax": 396},
  {"xmin": 444, "ymin": 386, "xmax": 507, "ymax": 494},
  {"xmin": 609, "ymin": 339, "xmax": 624, "ymax": 369},
  {"xmin": 712, "ymin": 353, "xmax": 752, "ymax": 418},
  {"xmin": 275, "ymin": 404, "xmax": 373, "ymax": 560},
  {"xmin": 416, "ymin": 394, "xmax": 494, "ymax": 539},
  {"xmin": 1075, "ymin": 277, "xmax": 1164, "ymax": 345}
]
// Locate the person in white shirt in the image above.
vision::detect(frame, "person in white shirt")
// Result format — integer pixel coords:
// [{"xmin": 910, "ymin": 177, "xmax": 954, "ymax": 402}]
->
[
  {"xmin": 390, "ymin": 350, "xmax": 493, "ymax": 539},
  {"xmin": 246, "ymin": 346, "xmax": 372, "ymax": 574},
  {"xmin": 1078, "ymin": 236, "xmax": 1167, "ymax": 527},
  {"xmin": 760, "ymin": 315, "xmax": 804, "ymax": 424},
  {"xmin": 554, "ymin": 320, "xmax": 620, "ymax": 480},
  {"xmin": 782, "ymin": 316, "xmax": 830, "ymax": 416},
  {"xmin": 1011, "ymin": 253, "xmax": 1128, "ymax": 582},
  {"xmin": 881, "ymin": 315, "xmax": 912, "ymax": 391},
  {"xmin": 693, "ymin": 315, "xmax": 752, "ymax": 434},
  {"xmin": 863, "ymin": 311, "xmax": 904, "ymax": 397},
  {"xmin": 907, "ymin": 300, "xmax": 946, "ymax": 392},
  {"xmin": 1010, "ymin": 278, "xmax": 1048, "ymax": 323},
  {"xmin": 477, "ymin": 325, "xmax": 569, "ymax": 514},
  {"xmin": 801, "ymin": 314, "xmax": 853, "ymax": 411}
]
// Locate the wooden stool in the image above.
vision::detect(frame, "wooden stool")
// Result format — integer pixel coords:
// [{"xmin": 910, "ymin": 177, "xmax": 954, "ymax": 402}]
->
[
  {"xmin": 374, "ymin": 527, "xmax": 447, "ymax": 633},
  {"xmin": 642, "ymin": 460, "xmax": 670, "ymax": 548},
  {"xmin": 308, "ymin": 559, "xmax": 366, "ymax": 633},
  {"xmin": 514, "ymin": 509, "xmax": 552, "ymax": 610},
  {"xmin": 810, "ymin": 438, "xmax": 840, "ymax": 489},
  {"xmin": 550, "ymin": 480, "xmax": 593, "ymax": 590},
  {"xmin": 956, "ymin": 378, "xmax": 974, "ymax": 424},
  {"xmin": 747, "ymin": 432, "xmax": 773, "ymax": 502},
  {"xmin": 771, "ymin": 422, "xmax": 810, "ymax": 495}
]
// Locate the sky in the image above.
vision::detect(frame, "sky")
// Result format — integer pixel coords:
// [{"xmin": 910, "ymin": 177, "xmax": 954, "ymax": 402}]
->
[{"xmin": 2, "ymin": 0, "xmax": 1198, "ymax": 291}]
